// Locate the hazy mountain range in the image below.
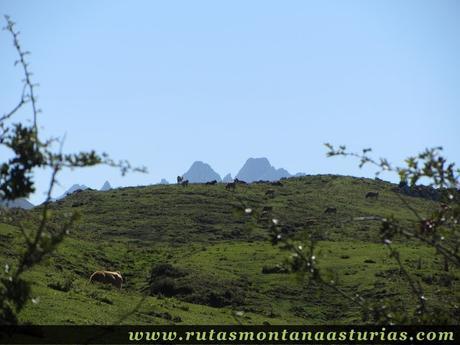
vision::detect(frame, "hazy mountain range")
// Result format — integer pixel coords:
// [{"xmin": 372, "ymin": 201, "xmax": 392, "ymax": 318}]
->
[
  {"xmin": 0, "ymin": 198, "xmax": 34, "ymax": 210},
  {"xmin": 57, "ymin": 181, "xmax": 112, "ymax": 199},
  {"xmin": 59, "ymin": 184, "xmax": 90, "ymax": 199},
  {"xmin": 178, "ymin": 157, "xmax": 305, "ymax": 184},
  {"xmin": 0, "ymin": 181, "xmax": 113, "ymax": 209}
]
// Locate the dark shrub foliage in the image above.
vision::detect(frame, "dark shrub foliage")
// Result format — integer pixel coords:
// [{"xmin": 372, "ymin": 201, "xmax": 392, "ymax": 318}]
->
[{"xmin": 148, "ymin": 263, "xmax": 246, "ymax": 307}]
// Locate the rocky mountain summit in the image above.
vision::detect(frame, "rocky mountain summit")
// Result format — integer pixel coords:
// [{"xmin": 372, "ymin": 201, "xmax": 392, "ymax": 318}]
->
[
  {"xmin": 100, "ymin": 181, "xmax": 112, "ymax": 191},
  {"xmin": 180, "ymin": 158, "xmax": 303, "ymax": 183},
  {"xmin": 182, "ymin": 161, "xmax": 222, "ymax": 183},
  {"xmin": 0, "ymin": 198, "xmax": 34, "ymax": 209},
  {"xmin": 235, "ymin": 158, "xmax": 291, "ymax": 182},
  {"xmin": 58, "ymin": 184, "xmax": 89, "ymax": 199},
  {"xmin": 222, "ymin": 173, "xmax": 233, "ymax": 183}
]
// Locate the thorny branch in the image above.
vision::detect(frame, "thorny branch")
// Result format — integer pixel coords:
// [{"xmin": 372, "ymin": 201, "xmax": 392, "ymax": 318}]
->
[
  {"xmin": 2, "ymin": 15, "xmax": 39, "ymax": 139},
  {"xmin": 0, "ymin": 15, "xmax": 146, "ymax": 324}
]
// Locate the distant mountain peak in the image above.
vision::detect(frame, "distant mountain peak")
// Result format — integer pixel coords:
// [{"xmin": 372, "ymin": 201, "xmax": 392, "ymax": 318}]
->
[
  {"xmin": 182, "ymin": 161, "xmax": 222, "ymax": 183},
  {"xmin": 236, "ymin": 157, "xmax": 291, "ymax": 182},
  {"xmin": 100, "ymin": 181, "xmax": 112, "ymax": 191},
  {"xmin": 247, "ymin": 157, "xmax": 271, "ymax": 164},
  {"xmin": 57, "ymin": 184, "xmax": 89, "ymax": 199},
  {"xmin": 222, "ymin": 173, "xmax": 233, "ymax": 183},
  {"xmin": 0, "ymin": 198, "xmax": 34, "ymax": 209}
]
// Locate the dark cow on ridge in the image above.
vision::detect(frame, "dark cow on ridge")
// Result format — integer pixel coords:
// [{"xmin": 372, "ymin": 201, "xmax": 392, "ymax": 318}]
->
[
  {"xmin": 261, "ymin": 206, "xmax": 273, "ymax": 217},
  {"xmin": 234, "ymin": 178, "xmax": 247, "ymax": 185},
  {"xmin": 265, "ymin": 189, "xmax": 275, "ymax": 198},
  {"xmin": 225, "ymin": 182, "xmax": 236, "ymax": 191},
  {"xmin": 181, "ymin": 179, "xmax": 189, "ymax": 187},
  {"xmin": 365, "ymin": 191, "xmax": 379, "ymax": 199},
  {"xmin": 206, "ymin": 180, "xmax": 218, "ymax": 185},
  {"xmin": 177, "ymin": 176, "xmax": 183, "ymax": 184}
]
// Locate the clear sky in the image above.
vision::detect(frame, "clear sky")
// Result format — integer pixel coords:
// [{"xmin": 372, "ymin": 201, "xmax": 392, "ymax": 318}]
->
[{"xmin": 1, "ymin": 0, "xmax": 459, "ymax": 205}]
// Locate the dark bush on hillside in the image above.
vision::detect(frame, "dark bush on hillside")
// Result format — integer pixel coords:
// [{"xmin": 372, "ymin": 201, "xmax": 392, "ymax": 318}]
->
[
  {"xmin": 394, "ymin": 182, "xmax": 441, "ymax": 201},
  {"xmin": 182, "ymin": 278, "xmax": 245, "ymax": 308},
  {"xmin": 150, "ymin": 277, "xmax": 176, "ymax": 296},
  {"xmin": 150, "ymin": 263, "xmax": 187, "ymax": 278},
  {"xmin": 148, "ymin": 263, "xmax": 246, "ymax": 307},
  {"xmin": 47, "ymin": 276, "xmax": 74, "ymax": 292},
  {"xmin": 262, "ymin": 264, "xmax": 289, "ymax": 274},
  {"xmin": 149, "ymin": 263, "xmax": 192, "ymax": 297},
  {"xmin": 150, "ymin": 277, "xmax": 193, "ymax": 297}
]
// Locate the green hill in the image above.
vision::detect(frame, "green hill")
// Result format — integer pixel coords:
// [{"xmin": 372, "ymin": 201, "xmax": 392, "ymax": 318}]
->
[{"xmin": 0, "ymin": 175, "xmax": 458, "ymax": 324}]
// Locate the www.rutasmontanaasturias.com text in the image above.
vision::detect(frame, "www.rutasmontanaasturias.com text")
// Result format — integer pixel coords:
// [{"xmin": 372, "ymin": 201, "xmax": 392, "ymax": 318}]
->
[{"xmin": 127, "ymin": 328, "xmax": 455, "ymax": 343}]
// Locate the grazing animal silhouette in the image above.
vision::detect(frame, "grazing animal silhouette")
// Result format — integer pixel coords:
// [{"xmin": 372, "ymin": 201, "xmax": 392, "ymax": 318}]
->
[
  {"xmin": 261, "ymin": 206, "xmax": 273, "ymax": 217},
  {"xmin": 365, "ymin": 191, "xmax": 379, "ymax": 199},
  {"xmin": 181, "ymin": 179, "xmax": 189, "ymax": 187},
  {"xmin": 225, "ymin": 182, "xmax": 236, "ymax": 190},
  {"xmin": 177, "ymin": 176, "xmax": 183, "ymax": 184},
  {"xmin": 265, "ymin": 189, "xmax": 275, "ymax": 197},
  {"xmin": 324, "ymin": 207, "xmax": 337, "ymax": 214},
  {"xmin": 89, "ymin": 271, "xmax": 123, "ymax": 289},
  {"xmin": 206, "ymin": 180, "xmax": 218, "ymax": 185},
  {"xmin": 234, "ymin": 178, "xmax": 247, "ymax": 185}
]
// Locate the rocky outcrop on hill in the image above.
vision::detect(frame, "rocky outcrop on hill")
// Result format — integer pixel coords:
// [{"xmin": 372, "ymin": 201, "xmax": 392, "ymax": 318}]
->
[{"xmin": 393, "ymin": 181, "xmax": 452, "ymax": 201}]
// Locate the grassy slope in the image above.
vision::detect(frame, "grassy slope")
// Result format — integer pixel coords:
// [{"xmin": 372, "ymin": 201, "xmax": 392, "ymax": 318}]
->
[{"xmin": 0, "ymin": 175, "xmax": 458, "ymax": 324}]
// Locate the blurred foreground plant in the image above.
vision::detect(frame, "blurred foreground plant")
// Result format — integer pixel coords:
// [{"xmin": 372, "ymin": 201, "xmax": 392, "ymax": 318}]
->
[
  {"xmin": 248, "ymin": 144, "xmax": 459, "ymax": 324},
  {"xmin": 323, "ymin": 144, "xmax": 459, "ymax": 323},
  {"xmin": 0, "ymin": 15, "xmax": 146, "ymax": 324}
]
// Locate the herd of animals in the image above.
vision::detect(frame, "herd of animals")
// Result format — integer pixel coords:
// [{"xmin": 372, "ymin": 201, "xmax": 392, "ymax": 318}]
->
[
  {"xmin": 88, "ymin": 177, "xmax": 381, "ymax": 290},
  {"xmin": 176, "ymin": 176, "xmax": 286, "ymax": 190}
]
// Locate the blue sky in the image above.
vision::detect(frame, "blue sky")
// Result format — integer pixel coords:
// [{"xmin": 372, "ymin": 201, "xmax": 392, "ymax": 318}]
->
[{"xmin": 1, "ymin": 0, "xmax": 459, "ymax": 204}]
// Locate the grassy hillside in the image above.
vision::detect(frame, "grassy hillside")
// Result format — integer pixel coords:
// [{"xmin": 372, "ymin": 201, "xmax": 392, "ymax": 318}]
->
[{"xmin": 0, "ymin": 175, "xmax": 458, "ymax": 324}]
